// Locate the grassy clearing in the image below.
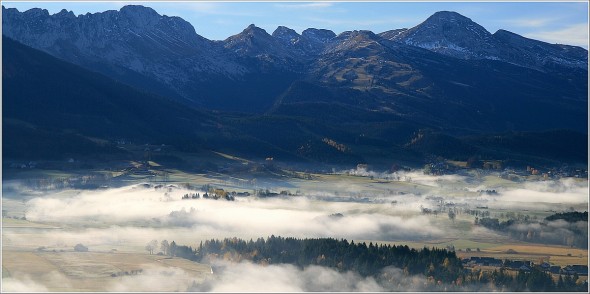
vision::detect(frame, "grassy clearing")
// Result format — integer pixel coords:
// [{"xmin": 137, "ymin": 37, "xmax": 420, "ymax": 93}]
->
[
  {"xmin": 155, "ymin": 256, "xmax": 212, "ymax": 275},
  {"xmin": 2, "ymin": 249, "xmax": 212, "ymax": 292},
  {"xmin": 456, "ymin": 243, "xmax": 588, "ymax": 267},
  {"xmin": 2, "ymin": 169, "xmax": 76, "ymax": 180},
  {"xmin": 485, "ymin": 244, "xmax": 587, "ymax": 265},
  {"xmin": 1, "ymin": 217, "xmax": 60, "ymax": 229},
  {"xmin": 2, "ymin": 251, "xmax": 64, "ymax": 289},
  {"xmin": 480, "ymin": 175, "xmax": 521, "ymax": 188},
  {"xmin": 374, "ymin": 238, "xmax": 501, "ymax": 251}
]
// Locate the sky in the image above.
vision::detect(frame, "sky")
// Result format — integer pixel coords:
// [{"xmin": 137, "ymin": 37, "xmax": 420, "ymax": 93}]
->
[{"xmin": 2, "ymin": 1, "xmax": 589, "ymax": 48}]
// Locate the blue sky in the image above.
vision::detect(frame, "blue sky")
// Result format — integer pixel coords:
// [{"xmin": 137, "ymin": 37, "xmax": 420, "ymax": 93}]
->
[{"xmin": 3, "ymin": 1, "xmax": 589, "ymax": 48}]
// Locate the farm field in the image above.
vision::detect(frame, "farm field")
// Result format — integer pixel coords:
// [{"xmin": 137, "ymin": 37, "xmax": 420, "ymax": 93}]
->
[
  {"xmin": 478, "ymin": 244, "xmax": 588, "ymax": 266},
  {"xmin": 369, "ymin": 238, "xmax": 588, "ymax": 268},
  {"xmin": 1, "ymin": 249, "xmax": 212, "ymax": 292}
]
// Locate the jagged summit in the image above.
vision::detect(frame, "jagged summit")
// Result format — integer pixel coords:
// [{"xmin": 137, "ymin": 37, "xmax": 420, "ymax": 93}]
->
[
  {"xmin": 273, "ymin": 26, "xmax": 300, "ymax": 41},
  {"xmin": 271, "ymin": 26, "xmax": 335, "ymax": 56},
  {"xmin": 384, "ymin": 10, "xmax": 587, "ymax": 70},
  {"xmin": 427, "ymin": 11, "xmax": 474, "ymax": 22},
  {"xmin": 1, "ymin": 4, "xmax": 245, "ymax": 101},
  {"xmin": 21, "ymin": 7, "xmax": 50, "ymax": 17},
  {"xmin": 119, "ymin": 4, "xmax": 158, "ymax": 14},
  {"xmin": 4, "ymin": 5, "xmax": 160, "ymax": 22},
  {"xmin": 224, "ymin": 24, "xmax": 275, "ymax": 48},
  {"xmin": 492, "ymin": 29, "xmax": 588, "ymax": 69},
  {"xmin": 302, "ymin": 28, "xmax": 336, "ymax": 43},
  {"xmin": 118, "ymin": 5, "xmax": 157, "ymax": 15},
  {"xmin": 241, "ymin": 24, "xmax": 270, "ymax": 36},
  {"xmin": 55, "ymin": 8, "xmax": 75, "ymax": 18},
  {"xmin": 392, "ymin": 10, "xmax": 495, "ymax": 59},
  {"xmin": 419, "ymin": 11, "xmax": 489, "ymax": 37},
  {"xmin": 273, "ymin": 26, "xmax": 303, "ymax": 49},
  {"xmin": 223, "ymin": 23, "xmax": 298, "ymax": 67},
  {"xmin": 420, "ymin": 10, "xmax": 489, "ymax": 33},
  {"xmin": 2, "ymin": 6, "xmax": 587, "ymax": 164},
  {"xmin": 336, "ymin": 30, "xmax": 379, "ymax": 40},
  {"xmin": 273, "ymin": 26, "xmax": 298, "ymax": 36},
  {"xmin": 119, "ymin": 5, "xmax": 161, "ymax": 27}
]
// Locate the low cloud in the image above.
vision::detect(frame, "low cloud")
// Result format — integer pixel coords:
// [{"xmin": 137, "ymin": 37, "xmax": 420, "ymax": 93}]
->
[
  {"xmin": 21, "ymin": 184, "xmax": 443, "ymax": 243},
  {"xmin": 3, "ymin": 226, "xmax": 196, "ymax": 250},
  {"xmin": 106, "ymin": 266, "xmax": 198, "ymax": 292},
  {"xmin": 341, "ymin": 168, "xmax": 468, "ymax": 187},
  {"xmin": 193, "ymin": 260, "xmax": 383, "ymax": 292},
  {"xmin": 17, "ymin": 176, "xmax": 587, "ymax": 251},
  {"xmin": 2, "ymin": 271, "xmax": 70, "ymax": 292},
  {"xmin": 498, "ymin": 188, "xmax": 586, "ymax": 204},
  {"xmin": 2, "ymin": 276, "xmax": 49, "ymax": 292},
  {"xmin": 6, "ymin": 173, "xmax": 587, "ymax": 291},
  {"xmin": 495, "ymin": 178, "xmax": 588, "ymax": 205}
]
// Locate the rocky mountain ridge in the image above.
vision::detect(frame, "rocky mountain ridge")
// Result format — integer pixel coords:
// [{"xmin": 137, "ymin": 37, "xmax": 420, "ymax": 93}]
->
[
  {"xmin": 3, "ymin": 6, "xmax": 586, "ymax": 102},
  {"xmin": 388, "ymin": 11, "xmax": 587, "ymax": 70},
  {"xmin": 2, "ymin": 5, "xmax": 588, "ymax": 134},
  {"xmin": 2, "ymin": 5, "xmax": 588, "ymax": 166}
]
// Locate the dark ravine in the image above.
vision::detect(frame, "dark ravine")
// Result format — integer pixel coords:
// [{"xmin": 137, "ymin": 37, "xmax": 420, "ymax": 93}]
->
[{"xmin": 2, "ymin": 5, "xmax": 588, "ymax": 167}]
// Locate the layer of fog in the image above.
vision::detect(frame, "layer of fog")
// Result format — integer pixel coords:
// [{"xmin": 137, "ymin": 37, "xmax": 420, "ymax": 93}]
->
[
  {"xmin": 5, "ymin": 172, "xmax": 586, "ymax": 291},
  {"xmin": 2, "ymin": 275, "xmax": 49, "ymax": 292},
  {"xmin": 477, "ymin": 178, "xmax": 588, "ymax": 211},
  {"xmin": 17, "ymin": 184, "xmax": 443, "ymax": 245},
  {"xmin": 196, "ymin": 260, "xmax": 484, "ymax": 292},
  {"xmin": 2, "ymin": 260, "xmax": 441, "ymax": 292},
  {"xmin": 339, "ymin": 168, "xmax": 587, "ymax": 211},
  {"xmin": 11, "ymin": 171, "xmax": 585, "ymax": 247},
  {"xmin": 2, "ymin": 266, "xmax": 200, "ymax": 292},
  {"xmin": 343, "ymin": 168, "xmax": 469, "ymax": 187},
  {"xmin": 194, "ymin": 260, "xmax": 383, "ymax": 292},
  {"xmin": 510, "ymin": 219, "xmax": 588, "ymax": 236},
  {"xmin": 2, "ymin": 226, "xmax": 200, "ymax": 250},
  {"xmin": 107, "ymin": 266, "xmax": 201, "ymax": 292},
  {"xmin": 2, "ymin": 271, "xmax": 70, "ymax": 292},
  {"xmin": 192, "ymin": 260, "xmax": 453, "ymax": 292}
]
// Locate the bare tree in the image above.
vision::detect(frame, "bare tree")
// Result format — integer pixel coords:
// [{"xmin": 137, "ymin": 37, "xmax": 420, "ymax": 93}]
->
[
  {"xmin": 145, "ymin": 239, "xmax": 158, "ymax": 255},
  {"xmin": 448, "ymin": 210, "xmax": 456, "ymax": 223},
  {"xmin": 161, "ymin": 240, "xmax": 170, "ymax": 256}
]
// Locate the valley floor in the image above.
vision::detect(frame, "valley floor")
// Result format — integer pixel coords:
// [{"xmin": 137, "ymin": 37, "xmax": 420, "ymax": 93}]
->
[{"xmin": 2, "ymin": 163, "xmax": 588, "ymax": 291}]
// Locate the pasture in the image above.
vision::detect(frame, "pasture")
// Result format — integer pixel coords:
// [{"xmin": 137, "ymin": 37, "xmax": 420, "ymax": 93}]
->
[{"xmin": 2, "ymin": 249, "xmax": 212, "ymax": 292}]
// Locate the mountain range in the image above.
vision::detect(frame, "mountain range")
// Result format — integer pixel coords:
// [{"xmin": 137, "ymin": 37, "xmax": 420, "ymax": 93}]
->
[{"xmin": 2, "ymin": 5, "xmax": 588, "ymax": 168}]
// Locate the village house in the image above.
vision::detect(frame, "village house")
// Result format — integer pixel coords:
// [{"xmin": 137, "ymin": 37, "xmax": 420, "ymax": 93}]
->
[{"xmin": 462, "ymin": 257, "xmax": 502, "ymax": 267}]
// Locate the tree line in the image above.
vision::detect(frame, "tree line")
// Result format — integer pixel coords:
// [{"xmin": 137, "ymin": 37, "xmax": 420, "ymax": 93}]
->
[
  {"xmin": 545, "ymin": 211, "xmax": 587, "ymax": 223},
  {"xmin": 462, "ymin": 267, "xmax": 587, "ymax": 292},
  {"xmin": 176, "ymin": 236, "xmax": 463, "ymax": 283},
  {"xmin": 161, "ymin": 236, "xmax": 587, "ymax": 291}
]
